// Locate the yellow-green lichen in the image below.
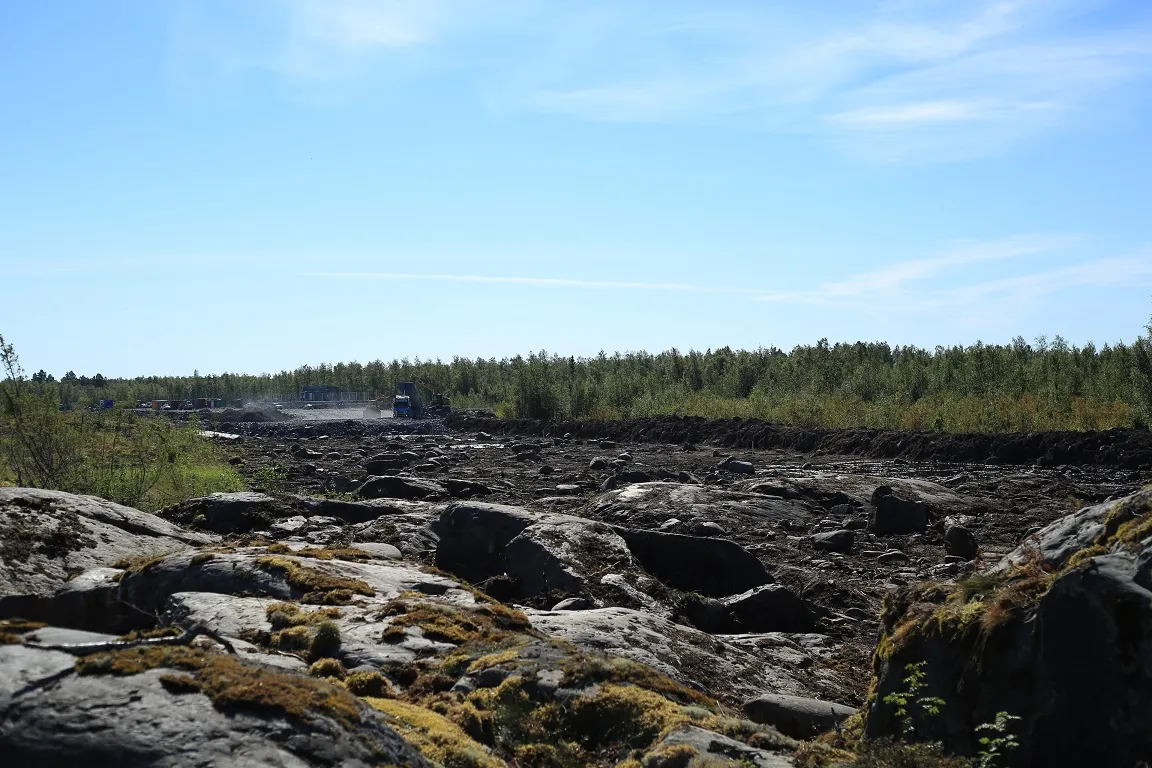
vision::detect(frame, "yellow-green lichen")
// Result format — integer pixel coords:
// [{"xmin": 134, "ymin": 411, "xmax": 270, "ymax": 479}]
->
[
  {"xmin": 366, "ymin": 696, "xmax": 504, "ymax": 768},
  {"xmin": 76, "ymin": 646, "xmax": 363, "ymax": 728},
  {"xmin": 254, "ymin": 555, "xmax": 374, "ymax": 602}
]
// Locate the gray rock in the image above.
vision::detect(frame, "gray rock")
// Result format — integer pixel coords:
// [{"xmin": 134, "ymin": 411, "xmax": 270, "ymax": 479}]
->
[
  {"xmin": 812, "ymin": 530, "xmax": 855, "ymax": 554},
  {"xmin": 869, "ymin": 486, "xmax": 929, "ymax": 535},
  {"xmin": 0, "ymin": 488, "xmax": 214, "ymax": 629},
  {"xmin": 647, "ymin": 725, "xmax": 793, "ymax": 767},
  {"xmin": 434, "ymin": 502, "xmax": 555, "ymax": 582},
  {"xmin": 944, "ymin": 524, "xmax": 978, "ymax": 561},
  {"xmin": 445, "ymin": 478, "xmax": 493, "ymax": 499},
  {"xmin": 870, "ymin": 535, "xmax": 1152, "ymax": 766},
  {"xmin": 997, "ymin": 488, "xmax": 1152, "ymax": 572},
  {"xmin": 159, "ymin": 491, "xmax": 297, "ymax": 534},
  {"xmin": 697, "ymin": 521, "xmax": 727, "ymax": 536},
  {"xmin": 0, "ymin": 645, "xmax": 434, "ymax": 767},
  {"xmin": 721, "ymin": 584, "xmax": 817, "ymax": 633},
  {"xmin": 527, "ymin": 606, "xmax": 835, "ymax": 705},
  {"xmin": 356, "ymin": 475, "xmax": 445, "ymax": 501},
  {"xmin": 877, "ymin": 550, "xmax": 909, "ymax": 565},
  {"xmin": 505, "ymin": 519, "xmax": 633, "ymax": 599},
  {"xmin": 617, "ymin": 529, "xmax": 773, "ymax": 597},
  {"xmin": 551, "ymin": 597, "xmax": 591, "ymax": 611},
  {"xmin": 721, "ymin": 459, "xmax": 756, "ymax": 475},
  {"xmin": 364, "ymin": 454, "xmax": 408, "ymax": 475},
  {"xmin": 589, "ymin": 456, "xmax": 611, "ymax": 470},
  {"xmin": 743, "ymin": 693, "xmax": 857, "ymax": 739}
]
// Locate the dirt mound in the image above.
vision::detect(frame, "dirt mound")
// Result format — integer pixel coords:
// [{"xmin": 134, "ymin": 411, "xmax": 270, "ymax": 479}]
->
[
  {"xmin": 212, "ymin": 408, "xmax": 292, "ymax": 424},
  {"xmin": 444, "ymin": 413, "xmax": 1152, "ymax": 470}
]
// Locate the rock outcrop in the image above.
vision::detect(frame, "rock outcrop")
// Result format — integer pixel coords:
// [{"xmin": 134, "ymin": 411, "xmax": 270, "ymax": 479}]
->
[{"xmin": 865, "ymin": 488, "xmax": 1152, "ymax": 767}]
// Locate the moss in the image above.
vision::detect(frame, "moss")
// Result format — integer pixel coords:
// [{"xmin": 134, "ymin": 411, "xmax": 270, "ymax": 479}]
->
[
  {"xmin": 309, "ymin": 620, "xmax": 342, "ymax": 661},
  {"xmin": 117, "ymin": 626, "xmax": 184, "ymax": 642},
  {"xmin": 345, "ymin": 670, "xmax": 393, "ymax": 698},
  {"xmin": 306, "ymin": 617, "xmax": 340, "ymax": 663},
  {"xmin": 468, "ymin": 648, "xmax": 523, "ymax": 674},
  {"xmin": 702, "ymin": 716, "xmax": 794, "ymax": 751},
  {"xmin": 0, "ymin": 619, "xmax": 47, "ymax": 634},
  {"xmin": 0, "ymin": 633, "xmax": 23, "ymax": 645},
  {"xmin": 265, "ymin": 543, "xmax": 377, "ymax": 562},
  {"xmin": 254, "ymin": 555, "xmax": 374, "ymax": 602},
  {"xmin": 76, "ymin": 645, "xmax": 209, "ymax": 676},
  {"xmin": 189, "ymin": 552, "xmax": 216, "ymax": 567},
  {"xmin": 266, "ymin": 602, "xmax": 342, "ymax": 629},
  {"xmin": 114, "ymin": 553, "xmax": 169, "ymax": 573},
  {"xmin": 514, "ymin": 742, "xmax": 586, "ymax": 767},
  {"xmin": 366, "ymin": 697, "xmax": 504, "ymax": 768},
  {"xmin": 272, "ymin": 625, "xmax": 313, "ymax": 651},
  {"xmin": 560, "ymin": 656, "xmax": 717, "ymax": 709},
  {"xmin": 309, "ymin": 658, "xmax": 348, "ymax": 679},
  {"xmin": 564, "ymin": 684, "xmax": 700, "ymax": 750},
  {"xmin": 641, "ymin": 744, "xmax": 697, "ymax": 768},
  {"xmin": 77, "ymin": 646, "xmax": 363, "ymax": 727},
  {"xmin": 159, "ymin": 673, "xmax": 202, "ymax": 694},
  {"xmin": 380, "ymin": 600, "xmax": 533, "ymax": 647}
]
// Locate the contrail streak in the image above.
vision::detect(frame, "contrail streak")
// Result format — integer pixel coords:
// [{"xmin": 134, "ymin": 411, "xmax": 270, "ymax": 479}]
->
[{"xmin": 302, "ymin": 271, "xmax": 765, "ymax": 294}]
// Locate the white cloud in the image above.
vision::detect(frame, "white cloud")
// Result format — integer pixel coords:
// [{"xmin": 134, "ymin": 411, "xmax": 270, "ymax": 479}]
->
[{"xmin": 185, "ymin": 0, "xmax": 1152, "ymax": 159}]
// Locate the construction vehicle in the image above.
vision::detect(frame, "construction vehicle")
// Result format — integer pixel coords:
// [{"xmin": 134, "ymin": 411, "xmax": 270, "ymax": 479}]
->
[{"xmin": 387, "ymin": 383, "xmax": 451, "ymax": 419}]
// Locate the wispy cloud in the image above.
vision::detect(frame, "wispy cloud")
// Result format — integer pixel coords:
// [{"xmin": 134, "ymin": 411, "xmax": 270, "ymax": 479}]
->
[
  {"xmin": 301, "ymin": 271, "xmax": 765, "ymax": 294},
  {"xmin": 184, "ymin": 0, "xmax": 1152, "ymax": 160},
  {"xmin": 761, "ymin": 234, "xmax": 1082, "ymax": 303},
  {"xmin": 759, "ymin": 238, "xmax": 1152, "ymax": 313}
]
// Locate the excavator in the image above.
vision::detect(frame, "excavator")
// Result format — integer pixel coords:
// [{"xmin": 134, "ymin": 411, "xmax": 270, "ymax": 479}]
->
[{"xmin": 365, "ymin": 383, "xmax": 450, "ymax": 419}]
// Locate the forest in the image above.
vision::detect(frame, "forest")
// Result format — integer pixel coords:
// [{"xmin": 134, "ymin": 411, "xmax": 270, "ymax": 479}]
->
[{"xmin": 27, "ymin": 331, "xmax": 1152, "ymax": 433}]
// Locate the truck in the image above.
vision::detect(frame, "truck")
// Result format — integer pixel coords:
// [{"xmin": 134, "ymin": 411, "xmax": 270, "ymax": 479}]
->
[{"xmin": 390, "ymin": 383, "xmax": 450, "ymax": 419}]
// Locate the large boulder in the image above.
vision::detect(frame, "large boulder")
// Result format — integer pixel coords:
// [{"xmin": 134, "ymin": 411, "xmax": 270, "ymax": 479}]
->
[
  {"xmin": 743, "ymin": 693, "xmax": 857, "ymax": 739},
  {"xmin": 0, "ymin": 644, "xmax": 433, "ymax": 767},
  {"xmin": 740, "ymin": 472, "xmax": 981, "ymax": 517},
  {"xmin": 504, "ymin": 519, "xmax": 636, "ymax": 601},
  {"xmin": 433, "ymin": 502, "xmax": 548, "ymax": 582},
  {"xmin": 0, "ymin": 488, "xmax": 214, "ymax": 629},
  {"xmin": 587, "ymin": 484, "xmax": 817, "ymax": 545},
  {"xmin": 527, "ymin": 606, "xmax": 844, "ymax": 706},
  {"xmin": 868, "ymin": 486, "xmax": 929, "ymax": 534},
  {"xmin": 161, "ymin": 493, "xmax": 396, "ymax": 534},
  {"xmin": 356, "ymin": 476, "xmax": 445, "ymax": 501},
  {"xmin": 866, "ymin": 488, "xmax": 1152, "ymax": 767},
  {"xmin": 158, "ymin": 492, "xmax": 297, "ymax": 533},
  {"xmin": 721, "ymin": 585, "xmax": 817, "ymax": 633},
  {"xmin": 616, "ymin": 528, "xmax": 773, "ymax": 597}
]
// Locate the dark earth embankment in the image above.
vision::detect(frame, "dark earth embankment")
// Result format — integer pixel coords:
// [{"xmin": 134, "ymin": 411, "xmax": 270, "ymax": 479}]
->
[{"xmin": 445, "ymin": 412, "xmax": 1152, "ymax": 470}]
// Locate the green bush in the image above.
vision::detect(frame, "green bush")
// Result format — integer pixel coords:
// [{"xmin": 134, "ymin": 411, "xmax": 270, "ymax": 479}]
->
[{"xmin": 1, "ymin": 334, "xmax": 244, "ymax": 510}]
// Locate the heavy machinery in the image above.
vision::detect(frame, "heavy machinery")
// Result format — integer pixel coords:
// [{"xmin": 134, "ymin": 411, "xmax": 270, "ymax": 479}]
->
[{"xmin": 387, "ymin": 383, "xmax": 450, "ymax": 419}]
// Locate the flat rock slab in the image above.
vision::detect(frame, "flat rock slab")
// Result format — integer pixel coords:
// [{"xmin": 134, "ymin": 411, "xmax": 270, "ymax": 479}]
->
[
  {"xmin": 0, "ymin": 645, "xmax": 433, "ymax": 767},
  {"xmin": 527, "ymin": 606, "xmax": 839, "ymax": 705},
  {"xmin": 0, "ymin": 488, "xmax": 215, "ymax": 622},
  {"xmin": 743, "ymin": 693, "xmax": 857, "ymax": 739},
  {"xmin": 586, "ymin": 483, "xmax": 818, "ymax": 540}
]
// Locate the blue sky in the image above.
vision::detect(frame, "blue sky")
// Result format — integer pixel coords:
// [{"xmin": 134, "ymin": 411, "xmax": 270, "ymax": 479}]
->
[{"xmin": 2, "ymin": 0, "xmax": 1151, "ymax": 377}]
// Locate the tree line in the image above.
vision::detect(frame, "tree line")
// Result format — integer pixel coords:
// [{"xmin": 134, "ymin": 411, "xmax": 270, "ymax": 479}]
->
[{"xmin": 29, "ymin": 328, "xmax": 1152, "ymax": 433}]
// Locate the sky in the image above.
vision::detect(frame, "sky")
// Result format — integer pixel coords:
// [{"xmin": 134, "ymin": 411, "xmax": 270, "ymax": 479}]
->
[{"xmin": 2, "ymin": 0, "xmax": 1152, "ymax": 378}]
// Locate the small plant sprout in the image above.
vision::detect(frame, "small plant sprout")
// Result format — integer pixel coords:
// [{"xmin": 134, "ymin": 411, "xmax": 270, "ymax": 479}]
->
[
  {"xmin": 976, "ymin": 711, "xmax": 1021, "ymax": 768},
  {"xmin": 882, "ymin": 661, "xmax": 947, "ymax": 740}
]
